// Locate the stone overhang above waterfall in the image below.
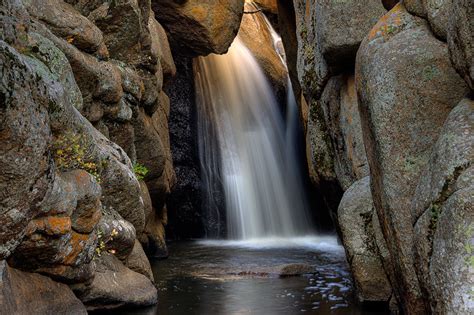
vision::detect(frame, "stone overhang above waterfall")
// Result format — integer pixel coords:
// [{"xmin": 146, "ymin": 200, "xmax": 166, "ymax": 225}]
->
[{"xmin": 152, "ymin": 0, "xmax": 245, "ymax": 56}]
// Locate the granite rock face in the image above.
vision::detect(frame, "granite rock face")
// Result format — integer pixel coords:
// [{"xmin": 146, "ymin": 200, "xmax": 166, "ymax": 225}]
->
[
  {"xmin": 0, "ymin": 0, "xmax": 179, "ymax": 310},
  {"xmin": 356, "ymin": 4, "xmax": 468, "ymax": 312},
  {"xmin": 290, "ymin": 0, "xmax": 473, "ymax": 312},
  {"xmin": 0, "ymin": 261, "xmax": 87, "ymax": 315},
  {"xmin": 338, "ymin": 177, "xmax": 391, "ymax": 304},
  {"xmin": 152, "ymin": 0, "xmax": 244, "ymax": 56}
]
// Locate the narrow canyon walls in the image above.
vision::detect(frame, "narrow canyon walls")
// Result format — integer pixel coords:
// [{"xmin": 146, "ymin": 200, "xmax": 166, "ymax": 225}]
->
[{"xmin": 285, "ymin": 0, "xmax": 473, "ymax": 313}]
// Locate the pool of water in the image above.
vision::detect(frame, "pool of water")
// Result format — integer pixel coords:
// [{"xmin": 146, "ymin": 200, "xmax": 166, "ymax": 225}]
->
[{"xmin": 106, "ymin": 236, "xmax": 389, "ymax": 315}]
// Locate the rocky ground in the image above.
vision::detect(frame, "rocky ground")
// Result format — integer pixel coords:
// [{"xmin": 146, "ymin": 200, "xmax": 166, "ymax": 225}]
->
[{"xmin": 0, "ymin": 0, "xmax": 472, "ymax": 314}]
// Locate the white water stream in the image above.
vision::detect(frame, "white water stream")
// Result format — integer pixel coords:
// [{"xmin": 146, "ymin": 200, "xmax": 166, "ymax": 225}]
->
[{"xmin": 194, "ymin": 5, "xmax": 312, "ymax": 240}]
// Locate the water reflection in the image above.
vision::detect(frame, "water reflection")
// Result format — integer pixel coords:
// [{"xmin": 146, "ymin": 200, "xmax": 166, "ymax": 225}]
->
[{"xmin": 105, "ymin": 239, "xmax": 388, "ymax": 315}]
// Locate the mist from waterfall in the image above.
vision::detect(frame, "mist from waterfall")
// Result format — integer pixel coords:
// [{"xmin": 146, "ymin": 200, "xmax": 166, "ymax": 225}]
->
[{"xmin": 194, "ymin": 8, "xmax": 312, "ymax": 240}]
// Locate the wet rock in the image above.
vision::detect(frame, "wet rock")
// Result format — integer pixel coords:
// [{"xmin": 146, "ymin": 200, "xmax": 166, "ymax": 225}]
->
[
  {"xmin": 152, "ymin": 0, "xmax": 245, "ymax": 56},
  {"xmin": 277, "ymin": 263, "xmax": 314, "ymax": 277},
  {"xmin": 142, "ymin": 207, "xmax": 169, "ymax": 258},
  {"xmin": 0, "ymin": 261, "xmax": 87, "ymax": 315},
  {"xmin": 166, "ymin": 57, "xmax": 204, "ymax": 239},
  {"xmin": 338, "ymin": 177, "xmax": 391, "ymax": 304},
  {"xmin": 239, "ymin": 2, "xmax": 288, "ymax": 99},
  {"xmin": 124, "ymin": 240, "xmax": 154, "ymax": 282},
  {"xmin": 447, "ymin": 0, "xmax": 474, "ymax": 89},
  {"xmin": 356, "ymin": 3, "xmax": 468, "ymax": 312},
  {"xmin": 74, "ymin": 253, "xmax": 157, "ymax": 310}
]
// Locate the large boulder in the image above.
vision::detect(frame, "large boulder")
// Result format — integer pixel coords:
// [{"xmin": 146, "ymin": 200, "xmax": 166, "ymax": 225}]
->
[
  {"xmin": 0, "ymin": 38, "xmax": 53, "ymax": 259},
  {"xmin": 293, "ymin": 0, "xmax": 385, "ymax": 100},
  {"xmin": 356, "ymin": 3, "xmax": 469, "ymax": 312},
  {"xmin": 73, "ymin": 253, "xmax": 157, "ymax": 310},
  {"xmin": 404, "ymin": 0, "xmax": 452, "ymax": 40},
  {"xmin": 152, "ymin": 0, "xmax": 245, "ymax": 56},
  {"xmin": 412, "ymin": 98, "xmax": 474, "ymax": 313},
  {"xmin": 447, "ymin": 0, "xmax": 474, "ymax": 90},
  {"xmin": 9, "ymin": 170, "xmax": 101, "ymax": 284},
  {"xmin": 23, "ymin": 0, "xmax": 107, "ymax": 56},
  {"xmin": 0, "ymin": 261, "xmax": 87, "ymax": 315},
  {"xmin": 338, "ymin": 177, "xmax": 391, "ymax": 304}
]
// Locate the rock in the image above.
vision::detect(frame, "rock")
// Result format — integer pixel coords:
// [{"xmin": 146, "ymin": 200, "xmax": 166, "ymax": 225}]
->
[
  {"xmin": 356, "ymin": 3, "xmax": 468, "ymax": 312},
  {"xmin": 9, "ymin": 170, "xmax": 101, "ymax": 283},
  {"xmin": 97, "ymin": 211, "xmax": 136, "ymax": 261},
  {"xmin": 132, "ymin": 106, "xmax": 166, "ymax": 191},
  {"xmin": 165, "ymin": 57, "xmax": 204, "ymax": 239},
  {"xmin": 277, "ymin": 263, "xmax": 314, "ymax": 277},
  {"xmin": 405, "ymin": 0, "xmax": 453, "ymax": 40},
  {"xmin": 23, "ymin": 0, "xmax": 107, "ymax": 56},
  {"xmin": 88, "ymin": 0, "xmax": 156, "ymax": 71},
  {"xmin": 383, "ymin": 0, "xmax": 399, "ymax": 10},
  {"xmin": 0, "ymin": 261, "xmax": 87, "ymax": 315},
  {"xmin": 124, "ymin": 240, "xmax": 154, "ymax": 282},
  {"xmin": 25, "ymin": 25, "xmax": 146, "ymax": 237},
  {"xmin": 314, "ymin": 0, "xmax": 386, "ymax": 72},
  {"xmin": 338, "ymin": 177, "xmax": 391, "ymax": 304},
  {"xmin": 412, "ymin": 98, "xmax": 473, "ymax": 313},
  {"xmin": 430, "ymin": 178, "xmax": 473, "ymax": 314},
  {"xmin": 255, "ymin": 0, "xmax": 277, "ymax": 15},
  {"xmin": 294, "ymin": 0, "xmax": 328, "ymax": 100},
  {"xmin": 0, "ymin": 39, "xmax": 53, "ymax": 259},
  {"xmin": 447, "ymin": 0, "xmax": 474, "ymax": 90},
  {"xmin": 74, "ymin": 253, "xmax": 157, "ymax": 310},
  {"xmin": 239, "ymin": 2, "xmax": 288, "ymax": 99},
  {"xmin": 319, "ymin": 75, "xmax": 369, "ymax": 191},
  {"xmin": 142, "ymin": 207, "xmax": 168, "ymax": 258},
  {"xmin": 152, "ymin": 0, "xmax": 245, "ymax": 56},
  {"xmin": 149, "ymin": 14, "xmax": 176, "ymax": 82},
  {"xmin": 293, "ymin": 0, "xmax": 385, "ymax": 100},
  {"xmin": 277, "ymin": 0, "xmax": 305, "ymax": 129}
]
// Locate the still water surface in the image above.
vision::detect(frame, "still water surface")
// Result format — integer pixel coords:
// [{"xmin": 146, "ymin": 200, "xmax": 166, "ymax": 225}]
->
[{"xmin": 108, "ymin": 237, "xmax": 389, "ymax": 315}]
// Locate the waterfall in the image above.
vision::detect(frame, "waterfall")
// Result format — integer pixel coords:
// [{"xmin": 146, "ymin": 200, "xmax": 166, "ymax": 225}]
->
[{"xmin": 194, "ymin": 6, "xmax": 312, "ymax": 240}]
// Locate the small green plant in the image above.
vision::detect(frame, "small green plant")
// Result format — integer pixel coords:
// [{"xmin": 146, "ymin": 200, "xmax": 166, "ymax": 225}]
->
[
  {"xmin": 52, "ymin": 131, "xmax": 101, "ymax": 182},
  {"xmin": 95, "ymin": 228, "xmax": 119, "ymax": 257},
  {"xmin": 133, "ymin": 162, "xmax": 149, "ymax": 180},
  {"xmin": 428, "ymin": 203, "xmax": 441, "ymax": 243}
]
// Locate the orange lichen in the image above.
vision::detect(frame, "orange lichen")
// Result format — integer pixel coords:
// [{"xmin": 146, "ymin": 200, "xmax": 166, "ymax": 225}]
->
[
  {"xmin": 368, "ymin": 3, "xmax": 404, "ymax": 41},
  {"xmin": 27, "ymin": 216, "xmax": 72, "ymax": 236},
  {"xmin": 62, "ymin": 232, "xmax": 90, "ymax": 265}
]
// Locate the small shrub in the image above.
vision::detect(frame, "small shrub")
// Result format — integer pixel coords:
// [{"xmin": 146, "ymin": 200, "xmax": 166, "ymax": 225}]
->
[
  {"xmin": 52, "ymin": 131, "xmax": 101, "ymax": 182},
  {"xmin": 133, "ymin": 162, "xmax": 149, "ymax": 180},
  {"xmin": 95, "ymin": 228, "xmax": 119, "ymax": 257}
]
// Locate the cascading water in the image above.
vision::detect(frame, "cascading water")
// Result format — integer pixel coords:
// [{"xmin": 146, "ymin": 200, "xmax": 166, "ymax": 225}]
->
[{"xmin": 194, "ymin": 4, "xmax": 312, "ymax": 240}]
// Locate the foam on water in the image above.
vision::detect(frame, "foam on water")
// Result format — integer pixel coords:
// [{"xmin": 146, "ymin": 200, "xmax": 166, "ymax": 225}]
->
[{"xmin": 197, "ymin": 236, "xmax": 344, "ymax": 252}]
